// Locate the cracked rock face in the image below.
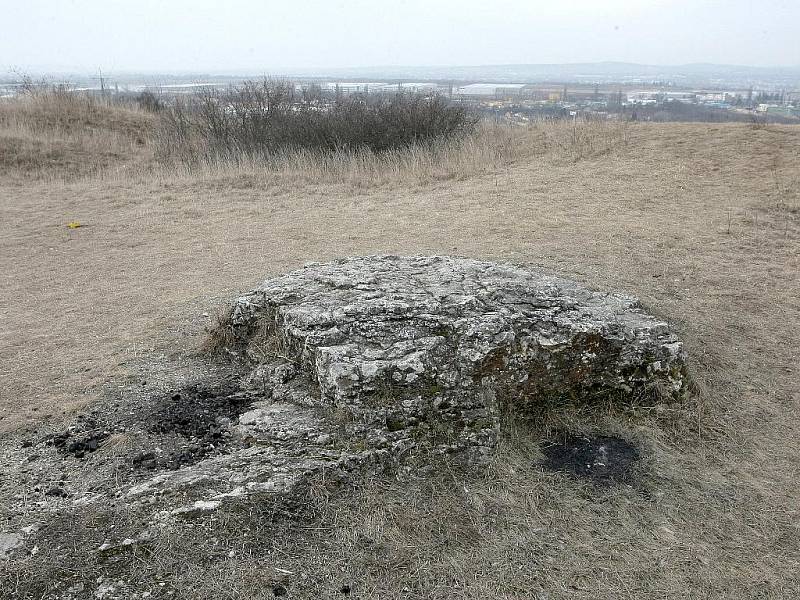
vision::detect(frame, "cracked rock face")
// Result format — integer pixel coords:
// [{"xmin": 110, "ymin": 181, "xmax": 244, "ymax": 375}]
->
[{"xmin": 228, "ymin": 255, "xmax": 686, "ymax": 457}]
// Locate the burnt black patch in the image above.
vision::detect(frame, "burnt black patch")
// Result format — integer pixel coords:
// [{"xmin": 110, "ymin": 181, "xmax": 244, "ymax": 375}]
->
[
  {"xmin": 143, "ymin": 381, "xmax": 256, "ymax": 469},
  {"xmin": 131, "ymin": 451, "xmax": 158, "ymax": 470},
  {"xmin": 49, "ymin": 430, "xmax": 111, "ymax": 458},
  {"xmin": 46, "ymin": 411, "xmax": 113, "ymax": 458},
  {"xmin": 540, "ymin": 433, "xmax": 639, "ymax": 484}
]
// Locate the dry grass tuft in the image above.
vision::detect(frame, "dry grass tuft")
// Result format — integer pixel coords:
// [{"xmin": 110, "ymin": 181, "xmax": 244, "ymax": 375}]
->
[
  {"xmin": 0, "ymin": 89, "xmax": 156, "ymax": 180},
  {"xmin": 0, "ymin": 88, "xmax": 150, "ymax": 137},
  {"xmin": 537, "ymin": 117, "xmax": 631, "ymax": 161},
  {"xmin": 201, "ymin": 304, "xmax": 238, "ymax": 357}
]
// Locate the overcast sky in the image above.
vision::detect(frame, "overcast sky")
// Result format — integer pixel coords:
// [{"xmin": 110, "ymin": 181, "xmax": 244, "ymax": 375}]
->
[{"xmin": 3, "ymin": 0, "xmax": 798, "ymax": 73}]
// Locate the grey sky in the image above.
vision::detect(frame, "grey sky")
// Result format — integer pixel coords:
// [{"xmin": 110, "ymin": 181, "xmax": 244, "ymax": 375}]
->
[{"xmin": 3, "ymin": 0, "xmax": 798, "ymax": 73}]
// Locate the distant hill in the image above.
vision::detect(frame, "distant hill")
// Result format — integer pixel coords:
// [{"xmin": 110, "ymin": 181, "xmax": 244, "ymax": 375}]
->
[{"xmin": 4, "ymin": 62, "xmax": 799, "ymax": 89}]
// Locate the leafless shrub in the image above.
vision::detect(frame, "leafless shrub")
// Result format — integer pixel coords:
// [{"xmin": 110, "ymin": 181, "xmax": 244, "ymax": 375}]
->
[
  {"xmin": 748, "ymin": 112, "xmax": 767, "ymax": 130},
  {"xmin": 155, "ymin": 79, "xmax": 478, "ymax": 166},
  {"xmin": 136, "ymin": 90, "xmax": 165, "ymax": 113}
]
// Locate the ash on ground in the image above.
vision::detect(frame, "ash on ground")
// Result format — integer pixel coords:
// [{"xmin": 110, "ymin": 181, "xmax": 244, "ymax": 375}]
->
[{"xmin": 540, "ymin": 433, "xmax": 640, "ymax": 484}]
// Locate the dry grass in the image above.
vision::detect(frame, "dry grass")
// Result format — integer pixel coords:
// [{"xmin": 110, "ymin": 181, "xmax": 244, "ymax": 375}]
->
[
  {"xmin": 0, "ymin": 94, "xmax": 799, "ymax": 598},
  {"xmin": 201, "ymin": 304, "xmax": 238, "ymax": 357},
  {"xmin": 0, "ymin": 90, "xmax": 156, "ymax": 181},
  {"xmin": 143, "ymin": 118, "xmax": 630, "ymax": 189}
]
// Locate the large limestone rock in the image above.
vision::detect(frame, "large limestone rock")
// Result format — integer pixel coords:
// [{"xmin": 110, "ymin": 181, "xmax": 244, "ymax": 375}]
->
[
  {"xmin": 113, "ymin": 255, "xmax": 688, "ymax": 514},
  {"xmin": 6, "ymin": 256, "xmax": 688, "ymax": 541},
  {"xmin": 228, "ymin": 255, "xmax": 686, "ymax": 457}
]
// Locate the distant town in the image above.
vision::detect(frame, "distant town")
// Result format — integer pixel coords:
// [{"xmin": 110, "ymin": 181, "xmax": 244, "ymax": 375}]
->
[
  {"xmin": 306, "ymin": 80, "xmax": 800, "ymax": 123},
  {"xmin": 2, "ymin": 65, "xmax": 799, "ymax": 123}
]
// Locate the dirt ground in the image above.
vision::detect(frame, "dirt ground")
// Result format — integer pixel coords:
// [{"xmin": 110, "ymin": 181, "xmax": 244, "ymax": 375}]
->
[{"xmin": 1, "ymin": 121, "xmax": 799, "ymax": 598}]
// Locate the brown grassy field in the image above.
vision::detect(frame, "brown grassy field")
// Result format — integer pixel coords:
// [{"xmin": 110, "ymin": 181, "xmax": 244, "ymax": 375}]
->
[{"xmin": 1, "ymin": 93, "xmax": 799, "ymax": 598}]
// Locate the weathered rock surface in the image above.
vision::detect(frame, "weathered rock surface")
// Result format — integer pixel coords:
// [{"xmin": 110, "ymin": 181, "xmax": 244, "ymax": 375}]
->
[{"xmin": 227, "ymin": 255, "xmax": 686, "ymax": 457}]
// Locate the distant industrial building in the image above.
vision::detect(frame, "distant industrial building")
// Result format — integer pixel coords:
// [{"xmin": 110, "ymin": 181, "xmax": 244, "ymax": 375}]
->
[
  {"xmin": 453, "ymin": 83, "xmax": 526, "ymax": 97},
  {"xmin": 627, "ymin": 91, "xmax": 660, "ymax": 105},
  {"xmin": 319, "ymin": 82, "xmax": 391, "ymax": 94},
  {"xmin": 317, "ymin": 81, "xmax": 444, "ymax": 95},
  {"xmin": 663, "ymin": 92, "xmax": 696, "ymax": 102}
]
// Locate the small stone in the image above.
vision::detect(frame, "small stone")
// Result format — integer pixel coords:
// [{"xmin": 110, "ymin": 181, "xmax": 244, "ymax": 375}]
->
[
  {"xmin": 385, "ymin": 416, "xmax": 406, "ymax": 432},
  {"xmin": 171, "ymin": 500, "xmax": 221, "ymax": 517},
  {"xmin": 272, "ymin": 364, "xmax": 297, "ymax": 384},
  {"xmin": 0, "ymin": 533, "xmax": 22, "ymax": 558},
  {"xmin": 132, "ymin": 452, "xmax": 157, "ymax": 469},
  {"xmin": 45, "ymin": 487, "xmax": 68, "ymax": 498}
]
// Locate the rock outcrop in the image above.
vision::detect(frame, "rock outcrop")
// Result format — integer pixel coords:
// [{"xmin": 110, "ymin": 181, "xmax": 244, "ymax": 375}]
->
[
  {"xmin": 24, "ymin": 255, "xmax": 688, "ymax": 519},
  {"xmin": 226, "ymin": 255, "xmax": 686, "ymax": 460},
  {"xmin": 1, "ymin": 256, "xmax": 689, "ymax": 575}
]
